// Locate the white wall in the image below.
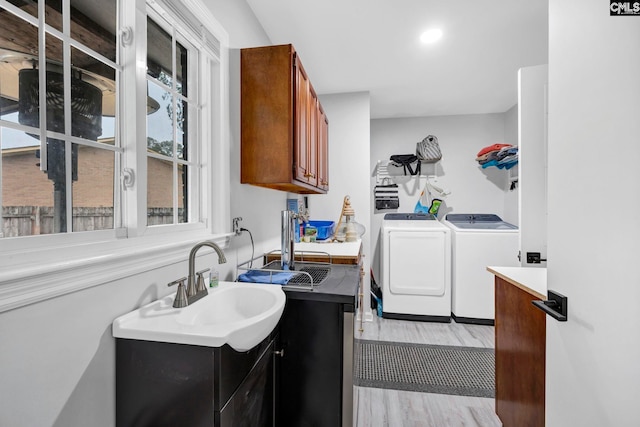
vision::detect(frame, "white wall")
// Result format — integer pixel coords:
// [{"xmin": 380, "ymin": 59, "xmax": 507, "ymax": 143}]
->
[
  {"xmin": 0, "ymin": 262, "xmax": 204, "ymax": 426},
  {"xmin": 312, "ymin": 92, "xmax": 372, "ymax": 320},
  {"xmin": 546, "ymin": 0, "xmax": 640, "ymax": 426},
  {"xmin": 518, "ymin": 64, "xmax": 548, "ymax": 266},
  {"xmin": 369, "ymin": 113, "xmax": 514, "ymax": 279}
]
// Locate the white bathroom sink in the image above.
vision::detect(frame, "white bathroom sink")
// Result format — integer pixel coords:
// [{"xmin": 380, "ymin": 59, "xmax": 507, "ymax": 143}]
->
[{"xmin": 112, "ymin": 281, "xmax": 286, "ymax": 352}]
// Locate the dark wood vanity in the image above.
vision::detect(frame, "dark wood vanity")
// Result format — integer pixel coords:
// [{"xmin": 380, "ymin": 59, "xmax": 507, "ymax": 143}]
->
[{"xmin": 116, "ymin": 331, "xmax": 277, "ymax": 427}]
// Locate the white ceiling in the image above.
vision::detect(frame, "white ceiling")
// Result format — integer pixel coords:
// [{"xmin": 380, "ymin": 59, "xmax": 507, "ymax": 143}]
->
[{"xmin": 246, "ymin": 0, "xmax": 548, "ymax": 119}]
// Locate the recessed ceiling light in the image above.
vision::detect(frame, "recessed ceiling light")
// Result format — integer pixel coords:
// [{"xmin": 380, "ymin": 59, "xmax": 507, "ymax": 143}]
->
[{"xmin": 420, "ymin": 29, "xmax": 443, "ymax": 44}]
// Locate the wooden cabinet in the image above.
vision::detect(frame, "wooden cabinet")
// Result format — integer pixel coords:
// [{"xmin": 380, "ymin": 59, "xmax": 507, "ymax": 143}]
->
[
  {"xmin": 241, "ymin": 44, "xmax": 329, "ymax": 194},
  {"xmin": 494, "ymin": 275, "xmax": 546, "ymax": 427}
]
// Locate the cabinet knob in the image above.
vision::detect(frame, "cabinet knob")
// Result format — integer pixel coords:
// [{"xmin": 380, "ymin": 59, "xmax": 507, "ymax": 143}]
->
[
  {"xmin": 274, "ymin": 349, "xmax": 285, "ymax": 357},
  {"xmin": 304, "ymin": 173, "xmax": 316, "ymax": 179}
]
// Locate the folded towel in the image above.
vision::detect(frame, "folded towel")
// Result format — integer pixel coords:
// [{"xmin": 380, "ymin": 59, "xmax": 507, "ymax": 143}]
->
[
  {"xmin": 237, "ymin": 270, "xmax": 297, "ymax": 285},
  {"xmin": 481, "ymin": 158, "xmax": 518, "ymax": 170},
  {"xmin": 496, "ymin": 147, "xmax": 518, "ymax": 160},
  {"xmin": 476, "ymin": 143, "xmax": 512, "ymax": 157},
  {"xmin": 497, "ymin": 154, "xmax": 518, "ymax": 165}
]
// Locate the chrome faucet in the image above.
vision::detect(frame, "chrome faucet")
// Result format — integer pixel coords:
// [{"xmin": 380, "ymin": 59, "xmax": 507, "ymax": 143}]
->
[
  {"xmin": 188, "ymin": 240, "xmax": 227, "ymax": 296},
  {"xmin": 281, "ymin": 210, "xmax": 295, "ymax": 270},
  {"xmin": 281, "ymin": 208, "xmax": 310, "ymax": 270},
  {"xmin": 168, "ymin": 240, "xmax": 227, "ymax": 308}
]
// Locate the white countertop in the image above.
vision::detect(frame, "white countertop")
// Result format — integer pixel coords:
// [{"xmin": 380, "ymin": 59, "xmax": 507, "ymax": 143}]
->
[
  {"xmin": 487, "ymin": 266, "xmax": 547, "ymax": 299},
  {"xmin": 271, "ymin": 239, "xmax": 362, "ymax": 258}
]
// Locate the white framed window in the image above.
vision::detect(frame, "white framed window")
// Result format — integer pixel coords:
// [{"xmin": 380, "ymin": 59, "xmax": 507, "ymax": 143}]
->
[
  {"xmin": 145, "ymin": 11, "xmax": 201, "ymax": 227},
  {"xmin": 0, "ymin": 0, "xmax": 122, "ymax": 239},
  {"xmin": 0, "ymin": 0, "xmax": 231, "ymax": 312}
]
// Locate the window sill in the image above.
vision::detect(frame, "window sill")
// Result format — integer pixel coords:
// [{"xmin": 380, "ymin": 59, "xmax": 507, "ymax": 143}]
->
[{"xmin": 0, "ymin": 231, "xmax": 234, "ymax": 313}]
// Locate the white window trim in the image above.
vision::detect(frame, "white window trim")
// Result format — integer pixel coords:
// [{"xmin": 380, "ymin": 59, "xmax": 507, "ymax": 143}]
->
[{"xmin": 0, "ymin": 0, "xmax": 231, "ymax": 314}]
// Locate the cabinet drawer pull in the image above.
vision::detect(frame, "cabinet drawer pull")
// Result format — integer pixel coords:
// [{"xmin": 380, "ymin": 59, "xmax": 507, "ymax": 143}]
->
[{"xmin": 304, "ymin": 173, "xmax": 316, "ymax": 178}]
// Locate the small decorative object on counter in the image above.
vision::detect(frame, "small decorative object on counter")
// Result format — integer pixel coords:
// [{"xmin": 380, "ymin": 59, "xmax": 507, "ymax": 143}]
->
[{"xmin": 332, "ymin": 195, "xmax": 366, "ymax": 242}]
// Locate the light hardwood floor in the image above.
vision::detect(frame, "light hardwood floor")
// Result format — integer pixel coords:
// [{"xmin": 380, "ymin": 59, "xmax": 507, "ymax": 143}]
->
[{"xmin": 354, "ymin": 315, "xmax": 502, "ymax": 427}]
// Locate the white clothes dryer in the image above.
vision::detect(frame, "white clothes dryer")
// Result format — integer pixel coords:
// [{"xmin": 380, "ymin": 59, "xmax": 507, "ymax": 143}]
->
[
  {"xmin": 380, "ymin": 213, "xmax": 451, "ymax": 322},
  {"xmin": 442, "ymin": 214, "xmax": 519, "ymax": 325}
]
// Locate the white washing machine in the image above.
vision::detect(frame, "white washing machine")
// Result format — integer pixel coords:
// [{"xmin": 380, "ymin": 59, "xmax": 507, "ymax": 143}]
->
[
  {"xmin": 380, "ymin": 213, "xmax": 451, "ymax": 322},
  {"xmin": 442, "ymin": 214, "xmax": 519, "ymax": 325}
]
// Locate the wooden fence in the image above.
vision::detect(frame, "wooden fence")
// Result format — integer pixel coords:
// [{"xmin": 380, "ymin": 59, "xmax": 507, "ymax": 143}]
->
[{"xmin": 2, "ymin": 206, "xmax": 180, "ymax": 237}]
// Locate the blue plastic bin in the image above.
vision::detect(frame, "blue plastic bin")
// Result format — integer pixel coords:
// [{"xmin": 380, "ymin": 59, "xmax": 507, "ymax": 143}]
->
[{"xmin": 305, "ymin": 221, "xmax": 335, "ymax": 240}]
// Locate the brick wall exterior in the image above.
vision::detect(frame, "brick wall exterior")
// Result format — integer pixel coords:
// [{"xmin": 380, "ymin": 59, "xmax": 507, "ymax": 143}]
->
[
  {"xmin": 147, "ymin": 156, "xmax": 185, "ymax": 209},
  {"xmin": 2, "ymin": 147, "xmax": 181, "ymax": 208}
]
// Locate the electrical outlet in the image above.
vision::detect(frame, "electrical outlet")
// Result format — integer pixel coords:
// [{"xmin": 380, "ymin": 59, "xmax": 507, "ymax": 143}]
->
[
  {"xmin": 526, "ymin": 252, "xmax": 541, "ymax": 264},
  {"xmin": 232, "ymin": 217, "xmax": 242, "ymax": 236}
]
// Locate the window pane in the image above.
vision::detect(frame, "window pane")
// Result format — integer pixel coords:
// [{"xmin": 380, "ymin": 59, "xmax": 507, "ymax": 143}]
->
[
  {"xmin": 71, "ymin": 47, "xmax": 116, "ymax": 140},
  {"xmin": 70, "ymin": 0, "xmax": 117, "ymax": 62},
  {"xmin": 45, "ymin": 0, "xmax": 62, "ymax": 32},
  {"xmin": 1, "ymin": 26, "xmax": 68, "ymax": 136},
  {"xmin": 1, "ymin": 128, "xmax": 64, "ymax": 237},
  {"xmin": 147, "ymin": 18, "xmax": 172, "ymax": 87},
  {"xmin": 7, "ymin": 0, "xmax": 38, "ymax": 19},
  {"xmin": 176, "ymin": 42, "xmax": 187, "ymax": 96},
  {"xmin": 45, "ymin": 138, "xmax": 70, "ymax": 232},
  {"xmin": 44, "ymin": 35, "xmax": 65, "ymax": 134},
  {"xmin": 0, "ymin": 11, "xmax": 38, "ymax": 124},
  {"xmin": 72, "ymin": 144, "xmax": 114, "ymax": 232},
  {"xmin": 178, "ymin": 163, "xmax": 187, "ymax": 223},
  {"xmin": 147, "ymin": 157, "xmax": 173, "ymax": 225},
  {"xmin": 147, "ymin": 81, "xmax": 173, "ymax": 157},
  {"xmin": 177, "ymin": 99, "xmax": 187, "ymax": 160}
]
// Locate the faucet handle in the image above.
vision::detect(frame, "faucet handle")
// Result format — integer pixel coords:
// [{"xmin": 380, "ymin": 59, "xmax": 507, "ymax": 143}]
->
[
  {"xmin": 168, "ymin": 277, "xmax": 188, "ymax": 308},
  {"xmin": 195, "ymin": 268, "xmax": 210, "ymax": 293}
]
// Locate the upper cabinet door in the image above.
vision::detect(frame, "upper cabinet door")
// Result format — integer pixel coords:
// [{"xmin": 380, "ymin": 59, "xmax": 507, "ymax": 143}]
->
[
  {"xmin": 306, "ymin": 86, "xmax": 319, "ymax": 187},
  {"xmin": 317, "ymin": 104, "xmax": 329, "ymax": 191},
  {"xmin": 294, "ymin": 55, "xmax": 310, "ymax": 184}
]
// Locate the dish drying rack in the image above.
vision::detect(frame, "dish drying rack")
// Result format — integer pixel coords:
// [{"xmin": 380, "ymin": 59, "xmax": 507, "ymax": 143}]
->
[{"xmin": 236, "ymin": 249, "xmax": 334, "ymax": 291}]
